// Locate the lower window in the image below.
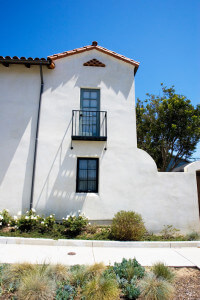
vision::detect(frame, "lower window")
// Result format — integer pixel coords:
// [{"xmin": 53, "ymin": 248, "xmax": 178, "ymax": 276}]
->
[{"xmin": 76, "ymin": 158, "xmax": 99, "ymax": 193}]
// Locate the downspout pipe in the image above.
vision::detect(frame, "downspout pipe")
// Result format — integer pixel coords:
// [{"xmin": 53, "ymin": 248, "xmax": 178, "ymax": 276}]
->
[{"xmin": 30, "ymin": 64, "xmax": 44, "ymax": 210}]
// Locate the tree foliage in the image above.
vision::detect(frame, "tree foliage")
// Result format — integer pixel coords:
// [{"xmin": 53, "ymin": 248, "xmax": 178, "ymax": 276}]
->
[{"xmin": 136, "ymin": 84, "xmax": 200, "ymax": 171}]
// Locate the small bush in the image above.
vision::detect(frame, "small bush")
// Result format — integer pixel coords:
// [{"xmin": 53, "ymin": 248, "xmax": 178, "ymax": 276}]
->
[
  {"xmin": 56, "ymin": 282, "xmax": 76, "ymax": 300},
  {"xmin": 82, "ymin": 274, "xmax": 120, "ymax": 300},
  {"xmin": 160, "ymin": 225, "xmax": 180, "ymax": 240},
  {"xmin": 122, "ymin": 279, "xmax": 141, "ymax": 299},
  {"xmin": 16, "ymin": 210, "xmax": 56, "ymax": 233},
  {"xmin": 0, "ymin": 209, "xmax": 13, "ymax": 228},
  {"xmin": 62, "ymin": 214, "xmax": 88, "ymax": 237},
  {"xmin": 186, "ymin": 231, "xmax": 200, "ymax": 241},
  {"xmin": 113, "ymin": 258, "xmax": 145, "ymax": 281},
  {"xmin": 152, "ymin": 262, "xmax": 175, "ymax": 282},
  {"xmin": 111, "ymin": 211, "xmax": 146, "ymax": 241},
  {"xmin": 86, "ymin": 223, "xmax": 98, "ymax": 234},
  {"xmin": 140, "ymin": 272, "xmax": 174, "ymax": 300}
]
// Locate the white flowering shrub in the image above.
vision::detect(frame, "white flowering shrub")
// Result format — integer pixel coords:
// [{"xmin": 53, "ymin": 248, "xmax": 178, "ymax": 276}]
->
[
  {"xmin": 16, "ymin": 209, "xmax": 56, "ymax": 232},
  {"xmin": 62, "ymin": 212, "xmax": 88, "ymax": 236},
  {"xmin": 0, "ymin": 209, "xmax": 13, "ymax": 227}
]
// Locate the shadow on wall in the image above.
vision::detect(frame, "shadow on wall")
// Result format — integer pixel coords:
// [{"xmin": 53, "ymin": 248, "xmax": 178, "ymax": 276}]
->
[
  {"xmin": 0, "ymin": 66, "xmax": 41, "ymax": 212},
  {"xmin": 43, "ymin": 54, "xmax": 134, "ymax": 100},
  {"xmin": 34, "ymin": 118, "xmax": 106, "ymax": 218}
]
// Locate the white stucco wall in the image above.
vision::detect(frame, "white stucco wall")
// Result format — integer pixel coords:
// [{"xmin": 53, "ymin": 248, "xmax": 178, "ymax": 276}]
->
[
  {"xmin": 0, "ymin": 64, "xmax": 41, "ymax": 213},
  {"xmin": 0, "ymin": 49, "xmax": 199, "ymax": 233},
  {"xmin": 31, "ymin": 50, "xmax": 199, "ymax": 233}
]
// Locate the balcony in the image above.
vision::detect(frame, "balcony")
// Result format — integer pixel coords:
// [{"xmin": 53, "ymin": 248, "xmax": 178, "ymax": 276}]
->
[{"xmin": 72, "ymin": 110, "xmax": 107, "ymax": 141}]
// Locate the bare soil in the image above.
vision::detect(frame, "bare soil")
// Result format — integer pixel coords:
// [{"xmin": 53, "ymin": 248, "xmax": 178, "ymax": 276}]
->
[{"xmin": 173, "ymin": 267, "xmax": 200, "ymax": 300}]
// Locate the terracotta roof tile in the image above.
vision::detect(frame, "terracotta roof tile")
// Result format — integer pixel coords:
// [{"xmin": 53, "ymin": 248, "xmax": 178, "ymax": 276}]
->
[{"xmin": 48, "ymin": 42, "xmax": 140, "ymax": 74}]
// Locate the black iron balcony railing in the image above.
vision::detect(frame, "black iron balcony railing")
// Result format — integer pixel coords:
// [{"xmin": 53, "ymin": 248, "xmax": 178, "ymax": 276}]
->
[{"xmin": 72, "ymin": 110, "xmax": 107, "ymax": 141}]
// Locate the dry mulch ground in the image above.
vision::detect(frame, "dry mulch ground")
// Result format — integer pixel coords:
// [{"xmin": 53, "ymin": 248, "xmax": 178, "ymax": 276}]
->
[{"xmin": 173, "ymin": 267, "xmax": 200, "ymax": 299}]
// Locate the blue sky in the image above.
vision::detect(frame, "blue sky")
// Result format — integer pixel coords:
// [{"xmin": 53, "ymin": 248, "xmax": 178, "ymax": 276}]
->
[{"xmin": 1, "ymin": 0, "xmax": 199, "ymax": 158}]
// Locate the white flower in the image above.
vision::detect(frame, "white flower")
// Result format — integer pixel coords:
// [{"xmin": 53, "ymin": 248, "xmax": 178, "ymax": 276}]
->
[
  {"xmin": 26, "ymin": 211, "xmax": 29, "ymax": 214},
  {"xmin": 88, "ymin": 222, "xmax": 91, "ymax": 225},
  {"xmin": 14, "ymin": 225, "xmax": 18, "ymax": 229},
  {"xmin": 32, "ymin": 208, "xmax": 36, "ymax": 213},
  {"xmin": 0, "ymin": 222, "xmax": 2, "ymax": 226},
  {"xmin": 41, "ymin": 221, "xmax": 44, "ymax": 225},
  {"xmin": 0, "ymin": 215, "xmax": 3, "ymax": 220},
  {"xmin": 14, "ymin": 216, "xmax": 18, "ymax": 220},
  {"xmin": 17, "ymin": 211, "xmax": 22, "ymax": 216},
  {"xmin": 25, "ymin": 216, "xmax": 29, "ymax": 220},
  {"xmin": 8, "ymin": 224, "xmax": 10, "ymax": 227},
  {"xmin": 50, "ymin": 215, "xmax": 53, "ymax": 218}
]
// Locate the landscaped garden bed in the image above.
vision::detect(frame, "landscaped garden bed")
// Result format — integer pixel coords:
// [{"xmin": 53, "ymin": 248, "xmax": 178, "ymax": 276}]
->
[
  {"xmin": 0, "ymin": 209, "xmax": 199, "ymax": 242},
  {"xmin": 0, "ymin": 261, "xmax": 199, "ymax": 299}
]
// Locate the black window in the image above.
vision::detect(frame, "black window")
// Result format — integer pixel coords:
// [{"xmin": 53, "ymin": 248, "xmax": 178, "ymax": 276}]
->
[{"xmin": 76, "ymin": 158, "xmax": 99, "ymax": 193}]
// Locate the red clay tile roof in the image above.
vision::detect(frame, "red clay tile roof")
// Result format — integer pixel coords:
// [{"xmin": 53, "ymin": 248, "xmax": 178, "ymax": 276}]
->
[
  {"xmin": 48, "ymin": 41, "xmax": 140, "ymax": 74},
  {"xmin": 0, "ymin": 56, "xmax": 55, "ymax": 69}
]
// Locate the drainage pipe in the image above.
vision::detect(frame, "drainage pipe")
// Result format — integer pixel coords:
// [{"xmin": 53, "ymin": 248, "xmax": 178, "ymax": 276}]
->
[{"xmin": 30, "ymin": 64, "xmax": 44, "ymax": 210}]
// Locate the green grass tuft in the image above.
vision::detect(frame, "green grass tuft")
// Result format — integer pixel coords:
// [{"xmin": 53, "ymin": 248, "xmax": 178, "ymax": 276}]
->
[
  {"xmin": 140, "ymin": 272, "xmax": 174, "ymax": 300},
  {"xmin": 152, "ymin": 262, "xmax": 175, "ymax": 282}
]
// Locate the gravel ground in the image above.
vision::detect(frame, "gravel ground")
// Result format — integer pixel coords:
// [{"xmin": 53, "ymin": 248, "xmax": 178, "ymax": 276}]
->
[{"xmin": 173, "ymin": 267, "xmax": 200, "ymax": 300}]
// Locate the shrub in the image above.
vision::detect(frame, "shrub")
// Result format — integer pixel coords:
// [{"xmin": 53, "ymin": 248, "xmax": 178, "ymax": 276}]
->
[
  {"xmin": 113, "ymin": 258, "xmax": 145, "ymax": 281},
  {"xmin": 82, "ymin": 274, "xmax": 120, "ymax": 300},
  {"xmin": 111, "ymin": 211, "xmax": 146, "ymax": 241},
  {"xmin": 160, "ymin": 225, "xmax": 180, "ymax": 240},
  {"xmin": 86, "ymin": 223, "xmax": 98, "ymax": 234},
  {"xmin": 122, "ymin": 279, "xmax": 141, "ymax": 299},
  {"xmin": 186, "ymin": 231, "xmax": 200, "ymax": 241},
  {"xmin": 140, "ymin": 272, "xmax": 174, "ymax": 300},
  {"xmin": 62, "ymin": 214, "xmax": 88, "ymax": 236},
  {"xmin": 112, "ymin": 258, "xmax": 144, "ymax": 299},
  {"xmin": 56, "ymin": 282, "xmax": 76, "ymax": 300},
  {"xmin": 16, "ymin": 210, "xmax": 56, "ymax": 233},
  {"xmin": 152, "ymin": 262, "xmax": 175, "ymax": 282},
  {"xmin": 0, "ymin": 209, "xmax": 13, "ymax": 228}
]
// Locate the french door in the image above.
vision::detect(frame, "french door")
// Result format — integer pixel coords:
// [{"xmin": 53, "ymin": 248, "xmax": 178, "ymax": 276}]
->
[{"xmin": 80, "ymin": 89, "xmax": 100, "ymax": 137}]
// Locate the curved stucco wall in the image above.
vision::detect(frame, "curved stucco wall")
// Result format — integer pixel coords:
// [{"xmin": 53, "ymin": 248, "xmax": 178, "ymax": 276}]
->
[
  {"xmin": 184, "ymin": 161, "xmax": 200, "ymax": 173},
  {"xmin": 0, "ymin": 50, "xmax": 199, "ymax": 233},
  {"xmin": 32, "ymin": 50, "xmax": 199, "ymax": 233}
]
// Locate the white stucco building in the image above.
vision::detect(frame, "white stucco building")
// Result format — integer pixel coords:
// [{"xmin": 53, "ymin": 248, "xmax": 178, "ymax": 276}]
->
[{"xmin": 0, "ymin": 41, "xmax": 199, "ymax": 233}]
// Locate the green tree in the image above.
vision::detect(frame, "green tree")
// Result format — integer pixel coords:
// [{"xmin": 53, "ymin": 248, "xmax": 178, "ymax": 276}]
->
[{"xmin": 136, "ymin": 84, "xmax": 200, "ymax": 171}]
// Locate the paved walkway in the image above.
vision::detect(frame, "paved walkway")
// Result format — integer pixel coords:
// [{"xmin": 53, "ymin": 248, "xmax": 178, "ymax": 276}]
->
[{"xmin": 0, "ymin": 244, "xmax": 199, "ymax": 268}]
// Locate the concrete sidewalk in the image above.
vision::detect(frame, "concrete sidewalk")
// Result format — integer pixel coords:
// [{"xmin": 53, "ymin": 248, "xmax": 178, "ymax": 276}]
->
[{"xmin": 0, "ymin": 243, "xmax": 199, "ymax": 268}]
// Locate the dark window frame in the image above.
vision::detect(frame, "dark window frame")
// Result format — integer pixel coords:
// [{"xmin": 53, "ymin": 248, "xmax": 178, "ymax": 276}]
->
[{"xmin": 76, "ymin": 158, "xmax": 99, "ymax": 193}]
